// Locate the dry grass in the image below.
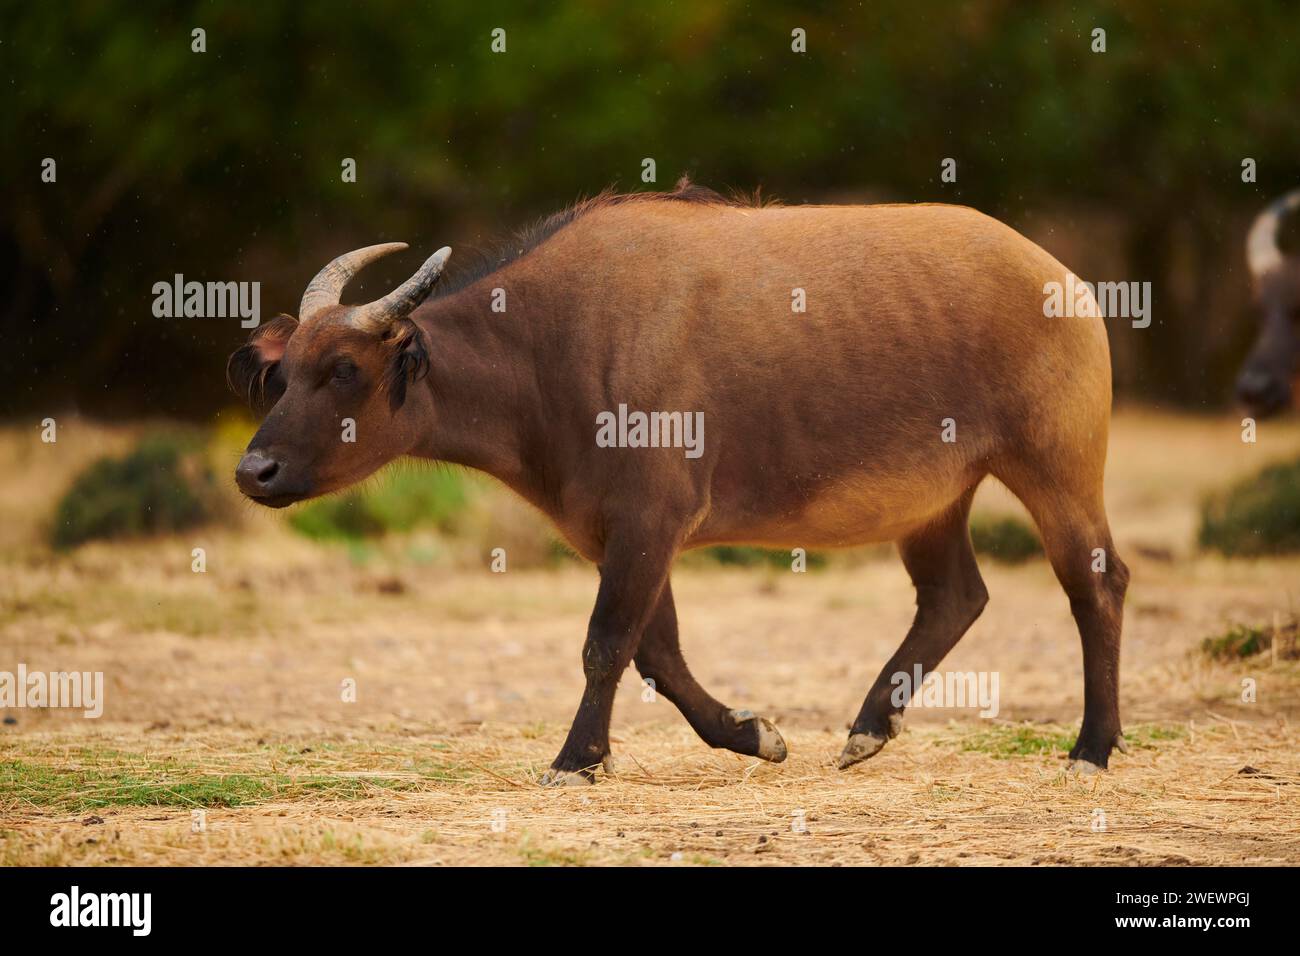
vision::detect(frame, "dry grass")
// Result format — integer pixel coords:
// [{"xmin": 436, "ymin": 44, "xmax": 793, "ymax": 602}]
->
[
  {"xmin": 4, "ymin": 720, "xmax": 1297, "ymax": 866},
  {"xmin": 2, "ymin": 408, "xmax": 1300, "ymax": 865}
]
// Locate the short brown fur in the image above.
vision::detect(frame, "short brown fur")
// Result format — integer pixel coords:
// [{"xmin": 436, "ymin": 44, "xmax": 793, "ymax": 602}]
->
[{"xmin": 230, "ymin": 180, "xmax": 1130, "ymax": 781}]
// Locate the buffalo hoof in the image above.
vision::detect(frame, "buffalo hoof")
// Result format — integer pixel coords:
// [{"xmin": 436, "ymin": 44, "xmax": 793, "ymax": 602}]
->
[
  {"xmin": 836, "ymin": 732, "xmax": 888, "ymax": 770},
  {"xmin": 837, "ymin": 713, "xmax": 903, "ymax": 770},
  {"xmin": 1066, "ymin": 731, "xmax": 1126, "ymax": 775},
  {"xmin": 538, "ymin": 767, "xmax": 595, "ymax": 787},
  {"xmin": 729, "ymin": 709, "xmax": 788, "ymax": 762},
  {"xmin": 1066, "ymin": 759, "xmax": 1105, "ymax": 776}
]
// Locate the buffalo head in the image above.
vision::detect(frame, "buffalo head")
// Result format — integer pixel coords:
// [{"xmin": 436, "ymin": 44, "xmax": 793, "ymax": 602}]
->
[
  {"xmin": 226, "ymin": 244, "xmax": 450, "ymax": 507},
  {"xmin": 1237, "ymin": 191, "xmax": 1300, "ymax": 417}
]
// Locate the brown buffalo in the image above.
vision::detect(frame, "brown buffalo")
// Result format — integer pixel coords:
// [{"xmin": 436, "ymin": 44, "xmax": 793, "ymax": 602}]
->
[
  {"xmin": 1237, "ymin": 189, "xmax": 1300, "ymax": 416},
  {"xmin": 228, "ymin": 179, "xmax": 1129, "ymax": 784}
]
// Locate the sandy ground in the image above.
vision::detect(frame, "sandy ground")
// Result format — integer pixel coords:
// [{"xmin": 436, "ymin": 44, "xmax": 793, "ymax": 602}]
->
[{"xmin": 1, "ymin": 408, "xmax": 1299, "ymax": 865}]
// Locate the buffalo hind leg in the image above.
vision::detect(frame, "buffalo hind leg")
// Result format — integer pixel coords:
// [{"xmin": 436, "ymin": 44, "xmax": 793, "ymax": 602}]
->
[
  {"xmin": 540, "ymin": 523, "xmax": 677, "ymax": 787},
  {"xmin": 839, "ymin": 490, "xmax": 988, "ymax": 769},
  {"xmin": 1018, "ymin": 491, "xmax": 1129, "ymax": 773},
  {"xmin": 634, "ymin": 580, "xmax": 787, "ymax": 762}
]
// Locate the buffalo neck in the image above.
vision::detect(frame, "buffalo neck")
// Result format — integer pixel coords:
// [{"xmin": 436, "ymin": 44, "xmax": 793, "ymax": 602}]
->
[{"xmin": 409, "ymin": 278, "xmax": 555, "ymax": 512}]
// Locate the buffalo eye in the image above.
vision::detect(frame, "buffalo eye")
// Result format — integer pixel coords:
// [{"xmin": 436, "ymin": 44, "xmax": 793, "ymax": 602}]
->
[{"xmin": 331, "ymin": 359, "xmax": 358, "ymax": 384}]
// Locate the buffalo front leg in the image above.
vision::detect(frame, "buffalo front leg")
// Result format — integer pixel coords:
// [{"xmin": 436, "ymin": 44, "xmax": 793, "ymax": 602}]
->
[
  {"xmin": 539, "ymin": 527, "xmax": 678, "ymax": 787},
  {"xmin": 839, "ymin": 491, "xmax": 988, "ymax": 769},
  {"xmin": 634, "ymin": 580, "xmax": 787, "ymax": 762}
]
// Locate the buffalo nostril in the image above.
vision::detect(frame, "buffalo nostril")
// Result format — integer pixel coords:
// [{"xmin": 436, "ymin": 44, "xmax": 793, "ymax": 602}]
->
[
  {"xmin": 1236, "ymin": 371, "xmax": 1274, "ymax": 403},
  {"xmin": 1235, "ymin": 370, "xmax": 1291, "ymax": 416},
  {"xmin": 236, "ymin": 451, "xmax": 283, "ymax": 496}
]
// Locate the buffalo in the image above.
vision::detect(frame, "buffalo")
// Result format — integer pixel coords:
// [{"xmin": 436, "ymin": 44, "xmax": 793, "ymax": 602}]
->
[
  {"xmin": 229, "ymin": 180, "xmax": 1129, "ymax": 784},
  {"xmin": 1237, "ymin": 189, "xmax": 1300, "ymax": 417}
]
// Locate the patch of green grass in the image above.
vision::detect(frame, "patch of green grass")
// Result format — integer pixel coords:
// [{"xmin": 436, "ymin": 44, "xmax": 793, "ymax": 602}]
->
[
  {"xmin": 1199, "ymin": 456, "xmax": 1300, "ymax": 556},
  {"xmin": 960, "ymin": 722, "xmax": 1184, "ymax": 758},
  {"xmin": 1, "ymin": 761, "xmax": 276, "ymax": 809},
  {"xmin": 960, "ymin": 725, "xmax": 1076, "ymax": 757},
  {"xmin": 968, "ymin": 513, "xmax": 1043, "ymax": 563},
  {"xmin": 289, "ymin": 466, "xmax": 470, "ymax": 542},
  {"xmin": 0, "ymin": 752, "xmax": 471, "ymax": 812},
  {"xmin": 50, "ymin": 433, "xmax": 218, "ymax": 548},
  {"xmin": 1124, "ymin": 725, "xmax": 1185, "ymax": 747}
]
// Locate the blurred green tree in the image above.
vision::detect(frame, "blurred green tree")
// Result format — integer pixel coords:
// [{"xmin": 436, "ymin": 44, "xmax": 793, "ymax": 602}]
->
[{"xmin": 3, "ymin": 0, "xmax": 1298, "ymax": 416}]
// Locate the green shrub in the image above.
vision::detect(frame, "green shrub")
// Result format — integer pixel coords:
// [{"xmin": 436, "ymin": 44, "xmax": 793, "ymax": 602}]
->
[
  {"xmin": 969, "ymin": 513, "xmax": 1043, "ymax": 563},
  {"xmin": 700, "ymin": 545, "xmax": 826, "ymax": 569},
  {"xmin": 1200, "ymin": 624, "xmax": 1269, "ymax": 661},
  {"xmin": 287, "ymin": 493, "xmax": 387, "ymax": 541},
  {"xmin": 1200, "ymin": 619, "xmax": 1298, "ymax": 661},
  {"xmin": 51, "ymin": 434, "xmax": 215, "ymax": 548},
  {"xmin": 288, "ymin": 466, "xmax": 469, "ymax": 542},
  {"xmin": 1199, "ymin": 456, "xmax": 1300, "ymax": 556}
]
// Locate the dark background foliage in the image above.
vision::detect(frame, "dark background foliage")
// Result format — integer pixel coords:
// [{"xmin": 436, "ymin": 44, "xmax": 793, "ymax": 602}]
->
[{"xmin": 3, "ymin": 0, "xmax": 1298, "ymax": 419}]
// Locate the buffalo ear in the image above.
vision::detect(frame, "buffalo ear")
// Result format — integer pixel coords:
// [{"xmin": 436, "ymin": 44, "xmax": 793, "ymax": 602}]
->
[
  {"xmin": 226, "ymin": 314, "xmax": 297, "ymax": 412},
  {"xmin": 384, "ymin": 320, "xmax": 431, "ymax": 412}
]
